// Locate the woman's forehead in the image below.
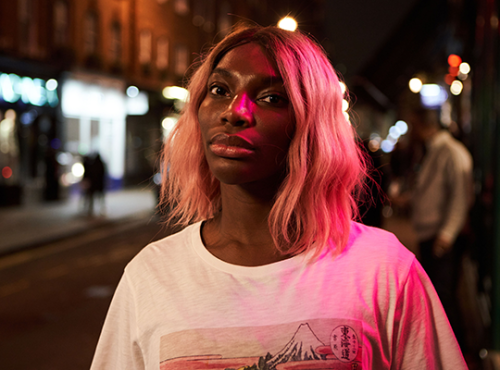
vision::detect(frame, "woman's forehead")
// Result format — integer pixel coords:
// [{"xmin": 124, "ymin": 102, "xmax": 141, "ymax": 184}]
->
[{"xmin": 212, "ymin": 43, "xmax": 281, "ymax": 80}]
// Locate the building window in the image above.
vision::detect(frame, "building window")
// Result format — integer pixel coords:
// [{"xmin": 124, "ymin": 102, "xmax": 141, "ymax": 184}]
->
[
  {"xmin": 84, "ymin": 11, "xmax": 98, "ymax": 55},
  {"xmin": 18, "ymin": 0, "xmax": 36, "ymax": 53},
  {"xmin": 53, "ymin": 0, "xmax": 69, "ymax": 47},
  {"xmin": 156, "ymin": 37, "xmax": 169, "ymax": 71},
  {"xmin": 110, "ymin": 21, "xmax": 121, "ymax": 63},
  {"xmin": 139, "ymin": 30, "xmax": 152, "ymax": 66},
  {"xmin": 174, "ymin": 44, "xmax": 189, "ymax": 76}
]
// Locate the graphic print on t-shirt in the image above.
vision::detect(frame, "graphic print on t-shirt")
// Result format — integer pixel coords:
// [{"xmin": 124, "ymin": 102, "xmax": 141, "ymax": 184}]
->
[{"xmin": 159, "ymin": 318, "xmax": 362, "ymax": 369}]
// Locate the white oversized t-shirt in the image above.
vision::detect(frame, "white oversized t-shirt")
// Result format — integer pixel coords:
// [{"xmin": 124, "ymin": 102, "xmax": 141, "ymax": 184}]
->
[{"xmin": 90, "ymin": 221, "xmax": 467, "ymax": 369}]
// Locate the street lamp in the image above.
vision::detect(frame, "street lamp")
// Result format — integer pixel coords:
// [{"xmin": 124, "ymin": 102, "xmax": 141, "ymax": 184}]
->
[
  {"xmin": 278, "ymin": 17, "xmax": 297, "ymax": 32},
  {"xmin": 409, "ymin": 77, "xmax": 423, "ymax": 93}
]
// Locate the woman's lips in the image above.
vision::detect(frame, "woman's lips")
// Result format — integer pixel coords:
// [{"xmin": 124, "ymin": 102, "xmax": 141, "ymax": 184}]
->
[{"xmin": 209, "ymin": 133, "xmax": 254, "ymax": 158}]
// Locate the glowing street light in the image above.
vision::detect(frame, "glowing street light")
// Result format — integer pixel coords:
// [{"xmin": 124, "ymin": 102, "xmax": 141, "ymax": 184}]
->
[
  {"xmin": 409, "ymin": 78, "xmax": 423, "ymax": 93},
  {"xmin": 46, "ymin": 79, "xmax": 58, "ymax": 91},
  {"xmin": 448, "ymin": 54, "xmax": 462, "ymax": 67},
  {"xmin": 126, "ymin": 85, "xmax": 139, "ymax": 98},
  {"xmin": 278, "ymin": 17, "xmax": 297, "ymax": 32},
  {"xmin": 450, "ymin": 80, "xmax": 463, "ymax": 95},
  {"xmin": 459, "ymin": 62, "xmax": 471, "ymax": 75},
  {"xmin": 395, "ymin": 120, "xmax": 408, "ymax": 135}
]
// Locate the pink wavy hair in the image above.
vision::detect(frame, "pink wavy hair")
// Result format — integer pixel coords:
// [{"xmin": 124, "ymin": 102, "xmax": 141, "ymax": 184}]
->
[{"xmin": 160, "ymin": 24, "xmax": 368, "ymax": 257}]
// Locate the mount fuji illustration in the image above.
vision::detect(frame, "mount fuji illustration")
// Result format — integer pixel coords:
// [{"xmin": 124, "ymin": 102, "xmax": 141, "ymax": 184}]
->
[{"xmin": 266, "ymin": 323, "xmax": 325, "ymax": 369}]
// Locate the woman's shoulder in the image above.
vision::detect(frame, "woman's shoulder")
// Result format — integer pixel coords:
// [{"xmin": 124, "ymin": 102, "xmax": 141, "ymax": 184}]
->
[
  {"xmin": 345, "ymin": 221, "xmax": 416, "ymax": 268},
  {"xmin": 125, "ymin": 222, "xmax": 202, "ymax": 272}
]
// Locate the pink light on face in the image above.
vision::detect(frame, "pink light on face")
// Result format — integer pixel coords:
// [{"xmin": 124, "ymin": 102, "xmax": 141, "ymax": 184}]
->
[{"xmin": 198, "ymin": 43, "xmax": 292, "ymax": 187}]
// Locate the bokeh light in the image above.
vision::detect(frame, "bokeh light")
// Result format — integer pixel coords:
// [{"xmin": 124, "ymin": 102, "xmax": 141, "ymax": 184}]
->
[
  {"xmin": 445, "ymin": 74, "xmax": 455, "ymax": 85},
  {"xmin": 420, "ymin": 84, "xmax": 448, "ymax": 108},
  {"xmin": 126, "ymin": 86, "xmax": 139, "ymax": 98},
  {"xmin": 339, "ymin": 82, "xmax": 347, "ymax": 95},
  {"xmin": 46, "ymin": 79, "xmax": 58, "ymax": 91},
  {"xmin": 71, "ymin": 162, "xmax": 85, "ymax": 178},
  {"xmin": 2, "ymin": 166, "xmax": 12, "ymax": 179},
  {"xmin": 395, "ymin": 120, "xmax": 408, "ymax": 135},
  {"xmin": 459, "ymin": 62, "xmax": 471, "ymax": 75},
  {"xmin": 342, "ymin": 99, "xmax": 349, "ymax": 112},
  {"xmin": 409, "ymin": 78, "xmax": 422, "ymax": 93},
  {"xmin": 381, "ymin": 140, "xmax": 395, "ymax": 153},
  {"xmin": 277, "ymin": 17, "xmax": 298, "ymax": 31},
  {"xmin": 162, "ymin": 116, "xmax": 177, "ymax": 132},
  {"xmin": 447, "ymin": 54, "xmax": 462, "ymax": 67},
  {"xmin": 162, "ymin": 86, "xmax": 188, "ymax": 101},
  {"xmin": 450, "ymin": 80, "xmax": 463, "ymax": 95}
]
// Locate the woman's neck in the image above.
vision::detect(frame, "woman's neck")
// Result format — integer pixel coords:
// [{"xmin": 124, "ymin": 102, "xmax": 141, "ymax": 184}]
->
[{"xmin": 201, "ymin": 183, "xmax": 291, "ymax": 266}]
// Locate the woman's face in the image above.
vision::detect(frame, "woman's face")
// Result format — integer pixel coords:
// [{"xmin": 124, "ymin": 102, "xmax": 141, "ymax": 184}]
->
[{"xmin": 198, "ymin": 42, "xmax": 293, "ymax": 186}]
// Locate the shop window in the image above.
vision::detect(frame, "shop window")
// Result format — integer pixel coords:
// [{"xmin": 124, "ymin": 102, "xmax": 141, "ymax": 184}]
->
[
  {"xmin": 156, "ymin": 37, "xmax": 169, "ymax": 71},
  {"xmin": 90, "ymin": 119, "xmax": 99, "ymax": 153},
  {"xmin": 174, "ymin": 44, "xmax": 189, "ymax": 76},
  {"xmin": 53, "ymin": 0, "xmax": 69, "ymax": 47},
  {"xmin": 84, "ymin": 11, "xmax": 98, "ymax": 55},
  {"xmin": 65, "ymin": 117, "xmax": 79, "ymax": 153}
]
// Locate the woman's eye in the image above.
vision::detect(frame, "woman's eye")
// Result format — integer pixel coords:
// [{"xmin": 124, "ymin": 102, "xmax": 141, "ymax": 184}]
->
[
  {"xmin": 260, "ymin": 94, "xmax": 287, "ymax": 105},
  {"xmin": 209, "ymin": 85, "xmax": 229, "ymax": 97}
]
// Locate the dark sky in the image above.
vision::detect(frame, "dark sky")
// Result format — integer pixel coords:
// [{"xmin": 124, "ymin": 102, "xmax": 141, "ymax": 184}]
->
[{"xmin": 323, "ymin": 0, "xmax": 419, "ymax": 79}]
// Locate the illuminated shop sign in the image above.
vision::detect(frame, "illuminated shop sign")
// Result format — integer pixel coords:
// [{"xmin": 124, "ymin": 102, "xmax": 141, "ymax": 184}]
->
[
  {"xmin": 419, "ymin": 84, "xmax": 448, "ymax": 109},
  {"xmin": 0, "ymin": 73, "xmax": 59, "ymax": 107}
]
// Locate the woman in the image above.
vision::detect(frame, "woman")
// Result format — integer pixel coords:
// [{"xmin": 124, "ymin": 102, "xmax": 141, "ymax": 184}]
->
[{"xmin": 91, "ymin": 25, "xmax": 466, "ymax": 369}]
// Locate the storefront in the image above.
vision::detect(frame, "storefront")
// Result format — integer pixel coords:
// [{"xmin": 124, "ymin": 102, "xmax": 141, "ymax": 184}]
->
[
  {"xmin": 60, "ymin": 71, "xmax": 149, "ymax": 191},
  {"xmin": 0, "ymin": 70, "xmax": 60, "ymax": 206}
]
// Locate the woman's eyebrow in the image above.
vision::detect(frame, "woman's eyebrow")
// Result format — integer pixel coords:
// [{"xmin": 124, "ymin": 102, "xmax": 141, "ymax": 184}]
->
[
  {"xmin": 211, "ymin": 67, "xmax": 233, "ymax": 78},
  {"xmin": 210, "ymin": 67, "xmax": 284, "ymax": 86}
]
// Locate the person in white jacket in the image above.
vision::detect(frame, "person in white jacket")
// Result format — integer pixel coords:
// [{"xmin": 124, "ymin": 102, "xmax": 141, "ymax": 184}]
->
[
  {"xmin": 91, "ymin": 24, "xmax": 468, "ymax": 370},
  {"xmin": 410, "ymin": 106, "xmax": 473, "ymax": 349}
]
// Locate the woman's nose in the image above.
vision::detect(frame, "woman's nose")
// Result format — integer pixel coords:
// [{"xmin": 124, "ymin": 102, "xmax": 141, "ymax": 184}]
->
[{"xmin": 221, "ymin": 93, "xmax": 254, "ymax": 127}]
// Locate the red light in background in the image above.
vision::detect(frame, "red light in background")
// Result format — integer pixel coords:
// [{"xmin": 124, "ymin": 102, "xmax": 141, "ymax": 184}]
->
[
  {"xmin": 448, "ymin": 66, "xmax": 459, "ymax": 76},
  {"xmin": 448, "ymin": 54, "xmax": 462, "ymax": 67},
  {"xmin": 445, "ymin": 74, "xmax": 455, "ymax": 85},
  {"xmin": 2, "ymin": 166, "xmax": 12, "ymax": 179}
]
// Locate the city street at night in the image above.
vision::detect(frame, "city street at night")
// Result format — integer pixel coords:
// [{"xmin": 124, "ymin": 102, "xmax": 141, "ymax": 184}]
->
[{"xmin": 1, "ymin": 0, "xmax": 499, "ymax": 368}]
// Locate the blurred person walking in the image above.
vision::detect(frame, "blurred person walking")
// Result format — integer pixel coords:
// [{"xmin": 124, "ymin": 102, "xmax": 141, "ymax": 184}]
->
[
  {"xmin": 409, "ymin": 107, "xmax": 473, "ymax": 349},
  {"xmin": 82, "ymin": 153, "xmax": 107, "ymax": 216},
  {"xmin": 43, "ymin": 147, "xmax": 60, "ymax": 201}
]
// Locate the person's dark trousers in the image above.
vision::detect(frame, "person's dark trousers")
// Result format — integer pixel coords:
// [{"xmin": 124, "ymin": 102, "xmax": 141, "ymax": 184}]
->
[{"xmin": 419, "ymin": 236, "xmax": 465, "ymax": 349}]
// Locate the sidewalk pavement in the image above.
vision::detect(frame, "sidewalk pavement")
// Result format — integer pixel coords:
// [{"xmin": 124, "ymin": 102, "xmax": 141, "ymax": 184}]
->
[{"xmin": 0, "ymin": 187, "xmax": 159, "ymax": 256}]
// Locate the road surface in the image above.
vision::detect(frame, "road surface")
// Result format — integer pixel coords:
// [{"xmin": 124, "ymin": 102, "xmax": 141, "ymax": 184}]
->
[{"xmin": 0, "ymin": 216, "xmax": 176, "ymax": 370}]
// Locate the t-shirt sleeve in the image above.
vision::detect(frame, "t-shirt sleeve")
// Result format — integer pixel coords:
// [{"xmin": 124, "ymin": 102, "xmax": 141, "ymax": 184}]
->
[
  {"xmin": 90, "ymin": 272, "xmax": 145, "ymax": 370},
  {"xmin": 392, "ymin": 258, "xmax": 467, "ymax": 369}
]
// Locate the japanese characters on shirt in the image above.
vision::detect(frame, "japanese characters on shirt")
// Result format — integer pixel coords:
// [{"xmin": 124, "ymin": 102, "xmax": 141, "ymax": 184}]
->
[{"xmin": 159, "ymin": 318, "xmax": 363, "ymax": 370}]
